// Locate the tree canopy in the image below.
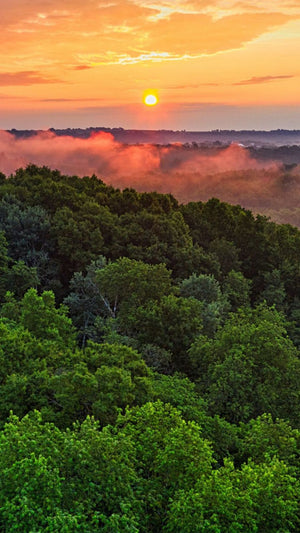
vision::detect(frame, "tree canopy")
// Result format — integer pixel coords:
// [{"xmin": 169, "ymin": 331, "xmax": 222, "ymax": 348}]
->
[{"xmin": 0, "ymin": 165, "xmax": 299, "ymax": 531}]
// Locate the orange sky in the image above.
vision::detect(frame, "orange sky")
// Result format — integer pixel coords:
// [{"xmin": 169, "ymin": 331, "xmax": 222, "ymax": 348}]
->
[{"xmin": 1, "ymin": 0, "xmax": 300, "ymax": 130}]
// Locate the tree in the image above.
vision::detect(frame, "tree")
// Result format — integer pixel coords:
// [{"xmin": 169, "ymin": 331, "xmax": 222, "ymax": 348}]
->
[
  {"xmin": 222, "ymin": 270, "xmax": 251, "ymax": 311},
  {"xmin": 0, "ymin": 194, "xmax": 52, "ymax": 270},
  {"xmin": 180, "ymin": 273, "xmax": 229, "ymax": 336},
  {"xmin": 287, "ymin": 296, "xmax": 300, "ymax": 347},
  {"xmin": 64, "ymin": 257, "xmax": 107, "ymax": 347},
  {"xmin": 117, "ymin": 401, "xmax": 213, "ymax": 532},
  {"xmin": 180, "ymin": 273, "xmax": 221, "ymax": 303},
  {"xmin": 258, "ymin": 269, "xmax": 287, "ymax": 311},
  {"xmin": 96, "ymin": 257, "xmax": 173, "ymax": 319},
  {"xmin": 166, "ymin": 458, "xmax": 299, "ymax": 533},
  {"xmin": 52, "ymin": 206, "xmax": 106, "ymax": 279},
  {"xmin": 189, "ymin": 304, "xmax": 300, "ymax": 424},
  {"xmin": 124, "ymin": 294, "xmax": 204, "ymax": 373},
  {"xmin": 239, "ymin": 413, "xmax": 300, "ymax": 469},
  {"xmin": 209, "ymin": 237, "xmax": 241, "ymax": 277},
  {"xmin": 0, "ymin": 412, "xmax": 141, "ymax": 531},
  {"xmin": 19, "ymin": 288, "xmax": 76, "ymax": 349},
  {"xmin": 5, "ymin": 260, "xmax": 39, "ymax": 298},
  {"xmin": 0, "ymin": 231, "xmax": 9, "ymax": 300},
  {"xmin": 50, "ymin": 343, "xmax": 151, "ymax": 427}
]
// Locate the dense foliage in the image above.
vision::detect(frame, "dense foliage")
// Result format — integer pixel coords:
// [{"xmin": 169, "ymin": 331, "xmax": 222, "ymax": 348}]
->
[{"xmin": 0, "ymin": 165, "xmax": 300, "ymax": 531}]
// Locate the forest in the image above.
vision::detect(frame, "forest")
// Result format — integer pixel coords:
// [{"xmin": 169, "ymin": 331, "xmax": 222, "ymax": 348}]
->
[{"xmin": 0, "ymin": 164, "xmax": 299, "ymax": 531}]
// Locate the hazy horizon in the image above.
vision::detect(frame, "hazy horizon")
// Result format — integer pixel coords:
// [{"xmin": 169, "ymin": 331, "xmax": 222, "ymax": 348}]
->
[
  {"xmin": 7, "ymin": 125, "xmax": 300, "ymax": 134},
  {"xmin": 2, "ymin": 104, "xmax": 300, "ymax": 132}
]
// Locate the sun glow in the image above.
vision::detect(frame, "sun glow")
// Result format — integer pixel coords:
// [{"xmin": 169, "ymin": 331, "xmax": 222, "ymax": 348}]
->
[{"xmin": 144, "ymin": 92, "xmax": 158, "ymax": 106}]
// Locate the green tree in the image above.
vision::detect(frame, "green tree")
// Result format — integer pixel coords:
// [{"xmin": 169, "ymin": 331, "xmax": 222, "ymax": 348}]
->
[
  {"xmin": 64, "ymin": 257, "xmax": 107, "ymax": 347},
  {"xmin": 0, "ymin": 411, "xmax": 140, "ymax": 531},
  {"xmin": 5, "ymin": 260, "xmax": 39, "ymax": 298},
  {"xmin": 125, "ymin": 294, "xmax": 203, "ymax": 373},
  {"xmin": 96, "ymin": 257, "xmax": 173, "ymax": 319},
  {"xmin": 287, "ymin": 296, "xmax": 300, "ymax": 347},
  {"xmin": 166, "ymin": 458, "xmax": 299, "ymax": 533},
  {"xmin": 117, "ymin": 401, "xmax": 213, "ymax": 532},
  {"xmin": 239, "ymin": 413, "xmax": 300, "ymax": 469},
  {"xmin": 189, "ymin": 305, "xmax": 300, "ymax": 424},
  {"xmin": 222, "ymin": 269, "xmax": 251, "ymax": 311},
  {"xmin": 180, "ymin": 273, "xmax": 221, "ymax": 303},
  {"xmin": 0, "ymin": 195, "xmax": 52, "ymax": 273},
  {"xmin": 180, "ymin": 273, "xmax": 229, "ymax": 336},
  {"xmin": 50, "ymin": 343, "xmax": 151, "ymax": 427},
  {"xmin": 52, "ymin": 206, "xmax": 105, "ymax": 278},
  {"xmin": 0, "ymin": 231, "xmax": 9, "ymax": 300},
  {"xmin": 258, "ymin": 268, "xmax": 287, "ymax": 311},
  {"xmin": 209, "ymin": 237, "xmax": 241, "ymax": 277},
  {"xmin": 19, "ymin": 288, "xmax": 76, "ymax": 348}
]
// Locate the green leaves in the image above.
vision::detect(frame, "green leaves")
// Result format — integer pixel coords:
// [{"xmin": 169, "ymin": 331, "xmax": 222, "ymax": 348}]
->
[
  {"xmin": 96, "ymin": 257, "xmax": 173, "ymax": 319},
  {"xmin": 124, "ymin": 294, "xmax": 203, "ymax": 373},
  {"xmin": 190, "ymin": 304, "xmax": 300, "ymax": 424},
  {"xmin": 0, "ymin": 412, "xmax": 140, "ymax": 532},
  {"xmin": 166, "ymin": 458, "xmax": 300, "ymax": 533},
  {"xmin": 19, "ymin": 289, "xmax": 76, "ymax": 348}
]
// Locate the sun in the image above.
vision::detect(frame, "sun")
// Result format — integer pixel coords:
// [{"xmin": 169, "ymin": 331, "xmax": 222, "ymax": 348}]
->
[
  {"xmin": 143, "ymin": 91, "xmax": 158, "ymax": 106},
  {"xmin": 145, "ymin": 94, "xmax": 157, "ymax": 106}
]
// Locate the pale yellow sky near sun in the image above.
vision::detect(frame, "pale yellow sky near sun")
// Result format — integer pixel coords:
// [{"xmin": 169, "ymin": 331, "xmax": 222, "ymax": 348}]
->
[{"xmin": 0, "ymin": 0, "xmax": 299, "ymax": 129}]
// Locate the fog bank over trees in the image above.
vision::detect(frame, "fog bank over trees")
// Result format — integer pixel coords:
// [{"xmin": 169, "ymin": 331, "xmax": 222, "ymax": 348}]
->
[{"xmin": 2, "ymin": 128, "xmax": 300, "ymax": 226}]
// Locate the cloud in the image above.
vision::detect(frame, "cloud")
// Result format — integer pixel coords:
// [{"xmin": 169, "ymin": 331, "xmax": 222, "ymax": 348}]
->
[
  {"xmin": 144, "ymin": 12, "xmax": 292, "ymax": 56},
  {"xmin": 234, "ymin": 74, "xmax": 295, "ymax": 85},
  {"xmin": 0, "ymin": 94, "xmax": 25, "ymax": 100},
  {"xmin": 0, "ymin": 71, "xmax": 62, "ymax": 86},
  {"xmin": 0, "ymin": 0, "xmax": 295, "ymax": 73},
  {"xmin": 1, "ymin": 129, "xmax": 300, "ymax": 217},
  {"xmin": 135, "ymin": 0, "xmax": 300, "ymax": 17},
  {"xmin": 168, "ymin": 83, "xmax": 220, "ymax": 89},
  {"xmin": 72, "ymin": 9, "xmax": 294, "ymax": 68},
  {"xmin": 72, "ymin": 65, "xmax": 92, "ymax": 70},
  {"xmin": 40, "ymin": 97, "xmax": 106, "ymax": 102}
]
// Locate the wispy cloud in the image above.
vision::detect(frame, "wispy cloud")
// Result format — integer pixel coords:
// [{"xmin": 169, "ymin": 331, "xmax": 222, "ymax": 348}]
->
[
  {"xmin": 0, "ymin": 93, "xmax": 26, "ymax": 100},
  {"xmin": 0, "ymin": 71, "xmax": 62, "ymax": 86},
  {"xmin": 135, "ymin": 0, "xmax": 300, "ymax": 18},
  {"xmin": 116, "ymin": 52, "xmax": 188, "ymax": 65},
  {"xmin": 40, "ymin": 97, "xmax": 107, "ymax": 102},
  {"xmin": 72, "ymin": 65, "xmax": 92, "ymax": 71},
  {"xmin": 234, "ymin": 74, "xmax": 295, "ymax": 85},
  {"xmin": 78, "ymin": 51, "xmax": 193, "ymax": 67},
  {"xmin": 168, "ymin": 83, "xmax": 220, "ymax": 89}
]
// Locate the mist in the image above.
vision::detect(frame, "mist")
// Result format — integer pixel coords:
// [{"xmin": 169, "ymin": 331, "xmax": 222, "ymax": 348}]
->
[{"xmin": 1, "ymin": 129, "xmax": 300, "ymax": 223}]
